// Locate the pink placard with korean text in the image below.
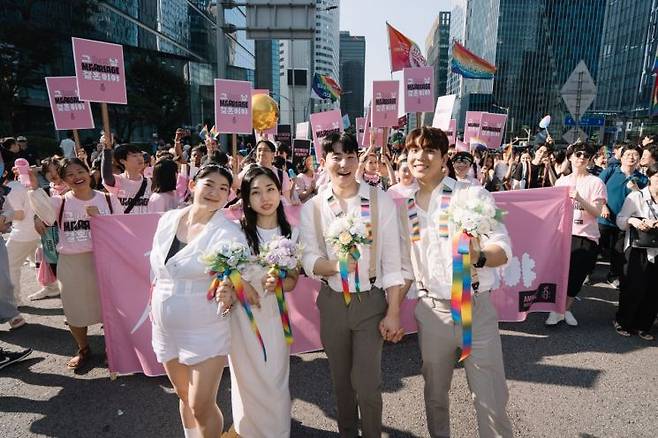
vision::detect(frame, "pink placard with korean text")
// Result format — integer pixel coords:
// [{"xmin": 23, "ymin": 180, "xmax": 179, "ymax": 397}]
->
[
  {"xmin": 45, "ymin": 76, "xmax": 95, "ymax": 130},
  {"xmin": 479, "ymin": 113, "xmax": 507, "ymax": 149},
  {"xmin": 72, "ymin": 37, "xmax": 127, "ymax": 104},
  {"xmin": 446, "ymin": 119, "xmax": 457, "ymax": 145},
  {"xmin": 215, "ymin": 79, "xmax": 252, "ymax": 134},
  {"xmin": 403, "ymin": 67, "xmax": 434, "ymax": 113},
  {"xmin": 372, "ymin": 80, "xmax": 399, "ymax": 128},
  {"xmin": 463, "ymin": 111, "xmax": 484, "ymax": 146},
  {"xmin": 310, "ymin": 109, "xmax": 343, "ymax": 158}
]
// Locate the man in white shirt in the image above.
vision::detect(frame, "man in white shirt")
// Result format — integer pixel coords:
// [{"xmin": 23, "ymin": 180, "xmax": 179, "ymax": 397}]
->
[
  {"xmin": 299, "ymin": 132, "xmax": 407, "ymax": 438},
  {"xmin": 237, "ymin": 140, "xmax": 294, "ymax": 204},
  {"xmin": 401, "ymin": 127, "xmax": 514, "ymax": 438},
  {"xmin": 59, "ymin": 132, "xmax": 77, "ymax": 158}
]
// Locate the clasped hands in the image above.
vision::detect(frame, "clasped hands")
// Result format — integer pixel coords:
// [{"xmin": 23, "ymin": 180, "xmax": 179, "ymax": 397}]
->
[
  {"xmin": 216, "ymin": 271, "xmax": 282, "ymax": 310},
  {"xmin": 630, "ymin": 217, "xmax": 658, "ymax": 232}
]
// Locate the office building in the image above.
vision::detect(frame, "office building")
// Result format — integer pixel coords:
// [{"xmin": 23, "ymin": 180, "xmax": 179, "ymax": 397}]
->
[
  {"xmin": 339, "ymin": 31, "xmax": 366, "ymax": 125},
  {"xmin": 424, "ymin": 11, "xmax": 451, "ymax": 125}
]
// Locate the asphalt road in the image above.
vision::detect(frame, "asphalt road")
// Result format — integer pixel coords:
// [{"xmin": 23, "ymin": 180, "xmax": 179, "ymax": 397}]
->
[{"xmin": 1, "ymin": 264, "xmax": 657, "ymax": 438}]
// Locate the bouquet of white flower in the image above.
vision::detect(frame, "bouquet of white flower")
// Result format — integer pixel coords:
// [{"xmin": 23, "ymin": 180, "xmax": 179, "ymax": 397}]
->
[{"xmin": 445, "ymin": 188, "xmax": 506, "ymax": 237}]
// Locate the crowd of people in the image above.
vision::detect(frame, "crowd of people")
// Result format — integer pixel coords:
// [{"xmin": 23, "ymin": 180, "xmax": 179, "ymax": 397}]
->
[{"xmin": 1, "ymin": 125, "xmax": 657, "ymax": 437}]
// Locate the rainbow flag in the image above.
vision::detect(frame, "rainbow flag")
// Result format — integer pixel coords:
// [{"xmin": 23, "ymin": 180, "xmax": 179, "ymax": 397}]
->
[
  {"xmin": 209, "ymin": 125, "xmax": 219, "ymax": 139},
  {"xmin": 311, "ymin": 73, "xmax": 342, "ymax": 102},
  {"xmin": 450, "ymin": 41, "xmax": 496, "ymax": 79}
]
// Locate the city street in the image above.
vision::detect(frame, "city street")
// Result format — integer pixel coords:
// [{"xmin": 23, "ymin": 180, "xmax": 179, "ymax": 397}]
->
[{"xmin": 1, "ymin": 264, "xmax": 656, "ymax": 438}]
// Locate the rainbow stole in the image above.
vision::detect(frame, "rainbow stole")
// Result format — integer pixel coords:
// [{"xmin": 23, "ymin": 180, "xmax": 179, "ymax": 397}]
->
[
  {"xmin": 407, "ymin": 184, "xmax": 473, "ymax": 361},
  {"xmin": 269, "ymin": 266, "xmax": 293, "ymax": 345},
  {"xmin": 207, "ymin": 268, "xmax": 267, "ymax": 361},
  {"xmin": 327, "ymin": 193, "xmax": 371, "ymax": 305}
]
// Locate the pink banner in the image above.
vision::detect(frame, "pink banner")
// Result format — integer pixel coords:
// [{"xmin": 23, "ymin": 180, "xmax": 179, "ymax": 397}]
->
[
  {"xmin": 463, "ymin": 111, "xmax": 484, "ymax": 146},
  {"xmin": 403, "ymin": 67, "xmax": 434, "ymax": 113},
  {"xmin": 44, "ymin": 76, "xmax": 95, "ymax": 131},
  {"xmin": 72, "ymin": 37, "xmax": 127, "ymax": 104},
  {"xmin": 251, "ymin": 89, "xmax": 277, "ymax": 137},
  {"xmin": 309, "ymin": 110, "xmax": 343, "ymax": 158},
  {"xmin": 361, "ymin": 106, "xmax": 372, "ymax": 147},
  {"xmin": 215, "ymin": 79, "xmax": 252, "ymax": 134},
  {"xmin": 372, "ymin": 80, "xmax": 399, "ymax": 128},
  {"xmin": 479, "ymin": 113, "xmax": 507, "ymax": 149},
  {"xmin": 93, "ymin": 188, "xmax": 571, "ymax": 376},
  {"xmin": 355, "ymin": 117, "xmax": 366, "ymax": 146},
  {"xmin": 446, "ymin": 119, "xmax": 457, "ymax": 145}
]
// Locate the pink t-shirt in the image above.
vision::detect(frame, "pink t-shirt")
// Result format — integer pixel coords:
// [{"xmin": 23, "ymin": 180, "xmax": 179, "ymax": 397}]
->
[
  {"xmin": 52, "ymin": 191, "xmax": 122, "ymax": 254},
  {"xmin": 556, "ymin": 173, "xmax": 607, "ymax": 243},
  {"xmin": 148, "ymin": 192, "xmax": 179, "ymax": 213},
  {"xmin": 104, "ymin": 173, "xmax": 152, "ymax": 214}
]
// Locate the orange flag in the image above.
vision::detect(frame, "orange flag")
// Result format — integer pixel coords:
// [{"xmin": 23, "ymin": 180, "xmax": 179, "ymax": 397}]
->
[{"xmin": 387, "ymin": 22, "xmax": 427, "ymax": 72}]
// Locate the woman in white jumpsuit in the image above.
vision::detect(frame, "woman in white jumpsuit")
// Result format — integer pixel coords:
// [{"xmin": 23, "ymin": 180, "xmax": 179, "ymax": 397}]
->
[
  {"xmin": 220, "ymin": 166, "xmax": 300, "ymax": 438},
  {"xmin": 150, "ymin": 165, "xmax": 246, "ymax": 438}
]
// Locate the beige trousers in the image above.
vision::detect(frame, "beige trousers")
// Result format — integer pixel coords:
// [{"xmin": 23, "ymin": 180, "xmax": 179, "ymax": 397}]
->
[
  {"xmin": 6, "ymin": 238, "xmax": 39, "ymax": 304},
  {"xmin": 415, "ymin": 292, "xmax": 513, "ymax": 438}
]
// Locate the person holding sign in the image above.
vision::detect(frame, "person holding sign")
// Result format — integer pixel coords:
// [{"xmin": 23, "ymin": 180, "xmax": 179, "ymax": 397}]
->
[
  {"xmin": 299, "ymin": 132, "xmax": 408, "ymax": 438},
  {"xmin": 400, "ymin": 127, "xmax": 513, "ymax": 438},
  {"xmin": 238, "ymin": 140, "xmax": 294, "ymax": 205},
  {"xmin": 101, "ymin": 136, "xmax": 152, "ymax": 214},
  {"xmin": 27, "ymin": 158, "xmax": 122, "ymax": 369}
]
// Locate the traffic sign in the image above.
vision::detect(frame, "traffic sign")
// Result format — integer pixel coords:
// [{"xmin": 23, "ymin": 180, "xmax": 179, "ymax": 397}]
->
[
  {"xmin": 564, "ymin": 114, "xmax": 604, "ymax": 127},
  {"xmin": 561, "ymin": 61, "xmax": 596, "ymax": 121}
]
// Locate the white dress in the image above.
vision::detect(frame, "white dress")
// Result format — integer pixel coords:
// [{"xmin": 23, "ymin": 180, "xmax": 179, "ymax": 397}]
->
[
  {"xmin": 229, "ymin": 226, "xmax": 299, "ymax": 438},
  {"xmin": 149, "ymin": 206, "xmax": 247, "ymax": 366}
]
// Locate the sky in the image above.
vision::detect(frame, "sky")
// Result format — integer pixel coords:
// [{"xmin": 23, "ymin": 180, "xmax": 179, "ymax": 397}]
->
[{"xmin": 339, "ymin": 0, "xmax": 454, "ymax": 105}]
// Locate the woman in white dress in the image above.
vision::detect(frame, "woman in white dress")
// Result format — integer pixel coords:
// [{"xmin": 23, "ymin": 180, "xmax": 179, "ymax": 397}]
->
[
  {"xmin": 220, "ymin": 165, "xmax": 299, "ymax": 438},
  {"xmin": 150, "ymin": 165, "xmax": 245, "ymax": 438}
]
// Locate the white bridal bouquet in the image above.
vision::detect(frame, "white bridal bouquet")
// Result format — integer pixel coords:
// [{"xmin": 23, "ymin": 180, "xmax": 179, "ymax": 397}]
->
[
  {"xmin": 325, "ymin": 214, "xmax": 371, "ymax": 254},
  {"xmin": 445, "ymin": 188, "xmax": 506, "ymax": 237}
]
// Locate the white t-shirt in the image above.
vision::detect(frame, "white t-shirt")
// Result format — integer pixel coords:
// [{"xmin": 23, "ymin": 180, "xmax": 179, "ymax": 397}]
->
[
  {"xmin": 104, "ymin": 173, "xmax": 152, "ymax": 214},
  {"xmin": 6, "ymin": 181, "xmax": 40, "ymax": 242},
  {"xmin": 555, "ymin": 173, "xmax": 607, "ymax": 243},
  {"xmin": 59, "ymin": 138, "xmax": 76, "ymax": 158}
]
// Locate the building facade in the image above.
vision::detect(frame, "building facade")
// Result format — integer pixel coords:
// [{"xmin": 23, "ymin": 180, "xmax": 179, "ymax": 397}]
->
[
  {"xmin": 339, "ymin": 31, "xmax": 366, "ymax": 125},
  {"xmin": 424, "ymin": 11, "xmax": 451, "ymax": 125}
]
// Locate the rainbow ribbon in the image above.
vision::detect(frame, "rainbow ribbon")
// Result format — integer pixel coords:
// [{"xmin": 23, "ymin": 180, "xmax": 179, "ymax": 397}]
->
[
  {"xmin": 406, "ymin": 198, "xmax": 420, "ymax": 243},
  {"xmin": 338, "ymin": 245, "xmax": 362, "ymax": 306},
  {"xmin": 207, "ymin": 268, "xmax": 267, "ymax": 361},
  {"xmin": 269, "ymin": 267, "xmax": 293, "ymax": 345},
  {"xmin": 451, "ymin": 231, "xmax": 473, "ymax": 362}
]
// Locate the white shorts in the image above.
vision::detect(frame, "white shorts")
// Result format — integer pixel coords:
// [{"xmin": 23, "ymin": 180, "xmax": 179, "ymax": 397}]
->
[{"xmin": 151, "ymin": 292, "xmax": 230, "ymax": 366}]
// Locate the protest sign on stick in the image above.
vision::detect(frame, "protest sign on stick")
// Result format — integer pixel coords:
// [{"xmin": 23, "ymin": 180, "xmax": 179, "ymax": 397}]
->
[
  {"xmin": 372, "ymin": 80, "xmax": 399, "ymax": 128},
  {"xmin": 215, "ymin": 79, "xmax": 252, "ymax": 175},
  {"xmin": 309, "ymin": 109, "xmax": 343, "ymax": 158}
]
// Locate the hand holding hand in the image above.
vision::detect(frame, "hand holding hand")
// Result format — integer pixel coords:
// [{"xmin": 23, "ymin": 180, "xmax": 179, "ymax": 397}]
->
[{"xmin": 379, "ymin": 313, "xmax": 404, "ymax": 343}]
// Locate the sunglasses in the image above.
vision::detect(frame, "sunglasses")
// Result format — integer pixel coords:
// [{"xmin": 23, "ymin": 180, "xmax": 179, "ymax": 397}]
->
[{"xmin": 574, "ymin": 151, "xmax": 592, "ymax": 159}]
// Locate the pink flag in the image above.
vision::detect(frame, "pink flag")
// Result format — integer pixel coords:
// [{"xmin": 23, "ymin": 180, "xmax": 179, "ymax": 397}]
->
[
  {"xmin": 309, "ymin": 109, "xmax": 343, "ymax": 158},
  {"xmin": 72, "ymin": 37, "xmax": 127, "ymax": 104},
  {"xmin": 479, "ymin": 113, "xmax": 507, "ymax": 149},
  {"xmin": 403, "ymin": 66, "xmax": 434, "ymax": 113},
  {"xmin": 44, "ymin": 76, "xmax": 95, "ymax": 131},
  {"xmin": 463, "ymin": 111, "xmax": 484, "ymax": 146},
  {"xmin": 215, "ymin": 79, "xmax": 252, "ymax": 134},
  {"xmin": 355, "ymin": 117, "xmax": 366, "ymax": 146},
  {"xmin": 446, "ymin": 119, "xmax": 457, "ymax": 145},
  {"xmin": 372, "ymin": 80, "xmax": 399, "ymax": 128}
]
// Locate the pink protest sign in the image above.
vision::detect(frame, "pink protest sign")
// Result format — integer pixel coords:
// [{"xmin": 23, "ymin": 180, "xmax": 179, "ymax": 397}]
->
[
  {"xmin": 479, "ymin": 113, "xmax": 507, "ymax": 148},
  {"xmin": 355, "ymin": 117, "xmax": 366, "ymax": 146},
  {"xmin": 372, "ymin": 80, "xmax": 399, "ymax": 128},
  {"xmin": 214, "ymin": 79, "xmax": 251, "ymax": 134},
  {"xmin": 71, "ymin": 37, "xmax": 127, "ymax": 104},
  {"xmin": 463, "ymin": 111, "xmax": 484, "ymax": 146},
  {"xmin": 446, "ymin": 119, "xmax": 457, "ymax": 145},
  {"xmin": 309, "ymin": 109, "xmax": 343, "ymax": 158},
  {"xmin": 361, "ymin": 106, "xmax": 372, "ymax": 147},
  {"xmin": 296, "ymin": 122, "xmax": 310, "ymax": 139},
  {"xmin": 44, "ymin": 76, "xmax": 95, "ymax": 131},
  {"xmin": 403, "ymin": 66, "xmax": 434, "ymax": 113},
  {"xmin": 251, "ymin": 89, "xmax": 277, "ymax": 137},
  {"xmin": 431, "ymin": 94, "xmax": 456, "ymax": 131}
]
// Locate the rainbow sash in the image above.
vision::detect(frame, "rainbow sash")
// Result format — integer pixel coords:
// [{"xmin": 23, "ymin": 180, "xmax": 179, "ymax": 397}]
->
[{"xmin": 269, "ymin": 267, "xmax": 293, "ymax": 345}]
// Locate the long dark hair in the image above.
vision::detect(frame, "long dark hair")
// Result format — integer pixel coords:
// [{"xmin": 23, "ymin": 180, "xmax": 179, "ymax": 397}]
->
[
  {"xmin": 239, "ymin": 166, "xmax": 291, "ymax": 254},
  {"xmin": 151, "ymin": 159, "xmax": 177, "ymax": 193}
]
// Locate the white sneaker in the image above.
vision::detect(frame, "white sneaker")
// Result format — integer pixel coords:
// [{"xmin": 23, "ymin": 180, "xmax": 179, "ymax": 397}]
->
[
  {"xmin": 564, "ymin": 311, "xmax": 578, "ymax": 327},
  {"xmin": 545, "ymin": 311, "xmax": 564, "ymax": 326},
  {"xmin": 28, "ymin": 288, "xmax": 60, "ymax": 301}
]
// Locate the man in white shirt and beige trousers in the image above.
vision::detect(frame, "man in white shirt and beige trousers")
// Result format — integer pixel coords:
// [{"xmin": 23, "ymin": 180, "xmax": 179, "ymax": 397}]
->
[
  {"xmin": 300, "ymin": 132, "xmax": 407, "ymax": 438},
  {"xmin": 400, "ymin": 127, "xmax": 514, "ymax": 438}
]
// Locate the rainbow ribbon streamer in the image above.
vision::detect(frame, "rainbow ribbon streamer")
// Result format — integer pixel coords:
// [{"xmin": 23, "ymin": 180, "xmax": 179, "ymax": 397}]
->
[
  {"xmin": 451, "ymin": 231, "xmax": 473, "ymax": 362},
  {"xmin": 338, "ymin": 255, "xmax": 352, "ymax": 305},
  {"xmin": 438, "ymin": 188, "xmax": 453, "ymax": 238},
  {"xmin": 407, "ymin": 198, "xmax": 420, "ymax": 243},
  {"xmin": 269, "ymin": 267, "xmax": 293, "ymax": 345},
  {"xmin": 207, "ymin": 268, "xmax": 267, "ymax": 361}
]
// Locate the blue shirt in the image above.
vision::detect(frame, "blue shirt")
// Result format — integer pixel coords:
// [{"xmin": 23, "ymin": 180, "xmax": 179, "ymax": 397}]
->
[{"xmin": 598, "ymin": 166, "xmax": 648, "ymax": 228}]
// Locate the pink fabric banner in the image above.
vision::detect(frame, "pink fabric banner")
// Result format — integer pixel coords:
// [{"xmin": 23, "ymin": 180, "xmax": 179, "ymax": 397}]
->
[
  {"xmin": 72, "ymin": 37, "xmax": 127, "ymax": 104},
  {"xmin": 215, "ymin": 79, "xmax": 252, "ymax": 134},
  {"xmin": 403, "ymin": 67, "xmax": 434, "ymax": 113},
  {"xmin": 355, "ymin": 117, "xmax": 366, "ymax": 146},
  {"xmin": 463, "ymin": 111, "xmax": 484, "ymax": 146},
  {"xmin": 372, "ymin": 80, "xmax": 399, "ymax": 128},
  {"xmin": 44, "ymin": 76, "xmax": 95, "ymax": 131},
  {"xmin": 479, "ymin": 113, "xmax": 507, "ymax": 149},
  {"xmin": 93, "ymin": 187, "xmax": 571, "ymax": 376},
  {"xmin": 446, "ymin": 119, "xmax": 457, "ymax": 145},
  {"xmin": 309, "ymin": 110, "xmax": 343, "ymax": 158}
]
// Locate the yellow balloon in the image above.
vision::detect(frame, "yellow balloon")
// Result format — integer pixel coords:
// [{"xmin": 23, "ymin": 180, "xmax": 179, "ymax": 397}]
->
[{"xmin": 252, "ymin": 93, "xmax": 279, "ymax": 131}]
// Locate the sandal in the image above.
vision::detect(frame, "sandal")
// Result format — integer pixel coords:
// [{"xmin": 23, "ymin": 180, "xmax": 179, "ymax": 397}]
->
[
  {"xmin": 66, "ymin": 346, "xmax": 91, "ymax": 369},
  {"xmin": 613, "ymin": 321, "xmax": 632, "ymax": 337},
  {"xmin": 9, "ymin": 315, "xmax": 26, "ymax": 330},
  {"xmin": 638, "ymin": 331, "xmax": 655, "ymax": 341}
]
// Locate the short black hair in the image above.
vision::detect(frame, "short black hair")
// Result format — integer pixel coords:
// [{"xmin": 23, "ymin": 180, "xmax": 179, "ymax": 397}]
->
[
  {"xmin": 57, "ymin": 158, "xmax": 90, "ymax": 180},
  {"xmin": 207, "ymin": 150, "xmax": 229, "ymax": 166},
  {"xmin": 644, "ymin": 144, "xmax": 658, "ymax": 162},
  {"xmin": 255, "ymin": 140, "xmax": 276, "ymax": 153},
  {"xmin": 322, "ymin": 132, "xmax": 358, "ymax": 158},
  {"xmin": 193, "ymin": 164, "xmax": 233, "ymax": 187},
  {"xmin": 620, "ymin": 144, "xmax": 642, "ymax": 157},
  {"xmin": 404, "ymin": 127, "xmax": 449, "ymax": 156},
  {"xmin": 114, "ymin": 144, "xmax": 142, "ymax": 163},
  {"xmin": 567, "ymin": 142, "xmax": 595, "ymax": 159}
]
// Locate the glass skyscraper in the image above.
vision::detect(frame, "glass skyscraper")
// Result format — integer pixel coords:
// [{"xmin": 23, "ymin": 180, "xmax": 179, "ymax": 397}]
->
[
  {"xmin": 425, "ymin": 12, "xmax": 451, "ymax": 125},
  {"xmin": 339, "ymin": 31, "xmax": 366, "ymax": 125}
]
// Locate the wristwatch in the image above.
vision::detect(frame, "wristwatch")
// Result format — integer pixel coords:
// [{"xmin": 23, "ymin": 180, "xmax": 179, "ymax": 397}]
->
[{"xmin": 474, "ymin": 251, "xmax": 487, "ymax": 268}]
